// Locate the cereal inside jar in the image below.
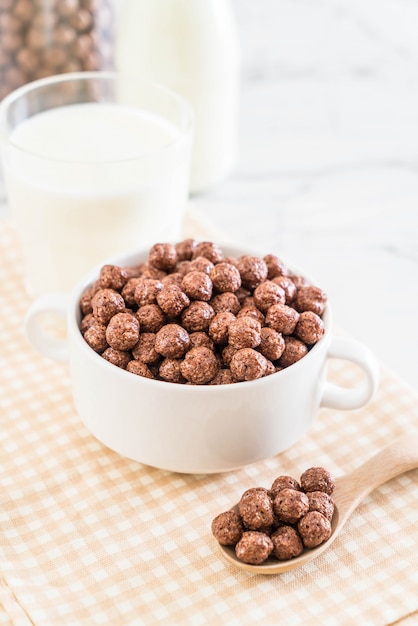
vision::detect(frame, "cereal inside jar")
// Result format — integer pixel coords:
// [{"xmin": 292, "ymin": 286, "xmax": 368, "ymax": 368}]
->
[
  {"xmin": 79, "ymin": 240, "xmax": 328, "ymax": 385},
  {"xmin": 0, "ymin": 0, "xmax": 114, "ymax": 100}
]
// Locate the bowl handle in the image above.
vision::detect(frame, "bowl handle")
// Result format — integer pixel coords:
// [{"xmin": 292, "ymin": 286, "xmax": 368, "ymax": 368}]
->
[
  {"xmin": 24, "ymin": 294, "xmax": 70, "ymax": 362},
  {"xmin": 320, "ymin": 335, "xmax": 380, "ymax": 409}
]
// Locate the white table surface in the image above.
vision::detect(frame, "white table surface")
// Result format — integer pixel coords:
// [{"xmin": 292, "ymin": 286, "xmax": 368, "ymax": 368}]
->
[{"xmin": 191, "ymin": 0, "xmax": 418, "ymax": 394}]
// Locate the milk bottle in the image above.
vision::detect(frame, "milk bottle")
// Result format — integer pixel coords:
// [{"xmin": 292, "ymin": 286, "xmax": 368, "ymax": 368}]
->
[{"xmin": 115, "ymin": 0, "xmax": 241, "ymax": 194}]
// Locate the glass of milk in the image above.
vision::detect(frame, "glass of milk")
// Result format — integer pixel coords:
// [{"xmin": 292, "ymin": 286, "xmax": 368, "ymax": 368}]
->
[{"xmin": 0, "ymin": 72, "xmax": 194, "ymax": 297}]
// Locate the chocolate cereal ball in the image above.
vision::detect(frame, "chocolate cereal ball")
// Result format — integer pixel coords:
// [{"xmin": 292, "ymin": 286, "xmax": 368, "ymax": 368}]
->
[
  {"xmin": 181, "ymin": 271, "xmax": 213, "ymax": 301},
  {"xmin": 134, "ymin": 278, "xmax": 164, "ymax": 307},
  {"xmin": 141, "ymin": 264, "xmax": 166, "ymax": 280},
  {"xmin": 241, "ymin": 296, "xmax": 256, "ymax": 308},
  {"xmin": 176, "ymin": 261, "xmax": 192, "ymax": 276},
  {"xmin": 298, "ymin": 511, "xmax": 332, "ymax": 548},
  {"xmin": 131, "ymin": 332, "xmax": 159, "ymax": 364},
  {"xmin": 80, "ymin": 312, "xmax": 95, "ymax": 335},
  {"xmin": 238, "ymin": 488, "xmax": 274, "ymax": 530},
  {"xmin": 272, "ymin": 275, "xmax": 297, "ymax": 304},
  {"xmin": 271, "ymin": 526, "xmax": 304, "ymax": 561},
  {"xmin": 208, "ymin": 369, "xmax": 234, "ymax": 385},
  {"xmin": 234, "ymin": 286, "xmax": 251, "ymax": 304},
  {"xmin": 126, "ymin": 360, "xmax": 155, "ymax": 379},
  {"xmin": 290, "ymin": 274, "xmax": 309, "ymax": 289},
  {"xmin": 159, "ymin": 358, "xmax": 186, "ymax": 384},
  {"xmin": 211, "ymin": 510, "xmax": 244, "ymax": 546},
  {"xmin": 84, "ymin": 320, "xmax": 108, "ymax": 353},
  {"xmin": 156, "ymin": 284, "xmax": 190, "ymax": 317},
  {"xmin": 102, "ymin": 347, "xmax": 131, "ymax": 369},
  {"xmin": 98, "ymin": 264, "xmax": 128, "ymax": 291},
  {"xmin": 265, "ymin": 303, "xmax": 300, "ymax": 335},
  {"xmin": 181, "ymin": 301, "xmax": 215, "ymax": 332},
  {"xmin": 237, "ymin": 255, "xmax": 268, "ymax": 290},
  {"xmin": 235, "ymin": 531, "xmax": 273, "ymax": 565},
  {"xmin": 121, "ymin": 277, "xmax": 143, "ymax": 308},
  {"xmin": 192, "ymin": 241, "xmax": 224, "ymax": 264},
  {"xmin": 294, "ymin": 310, "xmax": 325, "ymax": 345},
  {"xmin": 148, "ymin": 242, "xmax": 177, "ymax": 271},
  {"xmin": 223, "ymin": 256, "xmax": 239, "ymax": 267},
  {"xmin": 189, "ymin": 331, "xmax": 215, "ymax": 351},
  {"xmin": 294, "ymin": 285, "xmax": 327, "ymax": 316},
  {"xmin": 124, "ymin": 263, "xmax": 145, "ymax": 278},
  {"xmin": 300, "ymin": 467, "xmax": 335, "ymax": 495},
  {"xmin": 135, "ymin": 304, "xmax": 166, "ymax": 333},
  {"xmin": 221, "ymin": 345, "xmax": 238, "ymax": 367},
  {"xmin": 258, "ymin": 327, "xmax": 285, "ymax": 361},
  {"xmin": 210, "ymin": 292, "xmax": 241, "ymax": 315},
  {"xmin": 270, "ymin": 475, "xmax": 301, "ymax": 498},
  {"xmin": 273, "ymin": 488, "xmax": 309, "ymax": 524},
  {"xmin": 307, "ymin": 491, "xmax": 335, "ymax": 521},
  {"xmin": 162, "ymin": 272, "xmax": 184, "ymax": 288},
  {"xmin": 263, "ymin": 254, "xmax": 288, "ymax": 279},
  {"xmin": 208, "ymin": 312, "xmax": 236, "ymax": 345},
  {"xmin": 79, "ymin": 282, "xmax": 99, "ymax": 315},
  {"xmin": 180, "ymin": 346, "xmax": 218, "ymax": 384},
  {"xmin": 236, "ymin": 305, "xmax": 265, "ymax": 325},
  {"xmin": 91, "ymin": 288, "xmax": 125, "ymax": 325},
  {"xmin": 189, "ymin": 256, "xmax": 215, "ymax": 275},
  {"xmin": 175, "ymin": 238, "xmax": 196, "ymax": 261},
  {"xmin": 154, "ymin": 323, "xmax": 190, "ymax": 359},
  {"xmin": 106, "ymin": 313, "xmax": 140, "ymax": 351},
  {"xmin": 210, "ymin": 262, "xmax": 241, "ymax": 293},
  {"xmin": 228, "ymin": 317, "xmax": 261, "ymax": 350},
  {"xmin": 253, "ymin": 280, "xmax": 286, "ymax": 313},
  {"xmin": 279, "ymin": 337, "xmax": 308, "ymax": 368},
  {"xmin": 230, "ymin": 348, "xmax": 268, "ymax": 381},
  {"xmin": 264, "ymin": 359, "xmax": 276, "ymax": 376}
]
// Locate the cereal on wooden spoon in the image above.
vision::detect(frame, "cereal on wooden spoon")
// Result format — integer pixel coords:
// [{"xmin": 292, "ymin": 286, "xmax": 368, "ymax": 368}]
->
[{"xmin": 213, "ymin": 434, "xmax": 418, "ymax": 574}]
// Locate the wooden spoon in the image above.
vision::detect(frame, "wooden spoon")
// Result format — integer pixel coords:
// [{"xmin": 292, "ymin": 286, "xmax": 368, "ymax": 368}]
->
[{"xmin": 218, "ymin": 433, "xmax": 418, "ymax": 574}]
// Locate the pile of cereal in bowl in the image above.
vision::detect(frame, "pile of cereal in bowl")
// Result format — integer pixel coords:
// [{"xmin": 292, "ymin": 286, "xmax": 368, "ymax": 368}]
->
[
  {"xmin": 212, "ymin": 467, "xmax": 335, "ymax": 565},
  {"xmin": 79, "ymin": 240, "xmax": 327, "ymax": 385}
]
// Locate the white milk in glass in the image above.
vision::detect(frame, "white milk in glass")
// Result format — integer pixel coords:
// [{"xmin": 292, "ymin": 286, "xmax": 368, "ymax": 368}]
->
[{"xmin": 5, "ymin": 102, "xmax": 191, "ymax": 296}]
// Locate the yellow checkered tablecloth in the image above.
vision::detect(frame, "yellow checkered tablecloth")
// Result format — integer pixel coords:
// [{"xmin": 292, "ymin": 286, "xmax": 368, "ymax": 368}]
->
[{"xmin": 1, "ymin": 216, "xmax": 418, "ymax": 626}]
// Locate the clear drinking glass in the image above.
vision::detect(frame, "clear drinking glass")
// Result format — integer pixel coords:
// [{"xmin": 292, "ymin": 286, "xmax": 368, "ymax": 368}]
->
[{"xmin": 0, "ymin": 72, "xmax": 194, "ymax": 296}]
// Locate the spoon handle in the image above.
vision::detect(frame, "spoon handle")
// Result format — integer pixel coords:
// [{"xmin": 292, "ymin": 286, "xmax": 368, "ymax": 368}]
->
[{"xmin": 335, "ymin": 432, "xmax": 418, "ymax": 523}]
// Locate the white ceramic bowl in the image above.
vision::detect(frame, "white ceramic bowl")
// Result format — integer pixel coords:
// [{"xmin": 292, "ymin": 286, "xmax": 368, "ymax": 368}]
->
[{"xmin": 25, "ymin": 243, "xmax": 380, "ymax": 474}]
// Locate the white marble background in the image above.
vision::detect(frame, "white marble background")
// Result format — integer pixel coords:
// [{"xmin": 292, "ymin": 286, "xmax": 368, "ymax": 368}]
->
[{"xmin": 193, "ymin": 0, "xmax": 418, "ymax": 393}]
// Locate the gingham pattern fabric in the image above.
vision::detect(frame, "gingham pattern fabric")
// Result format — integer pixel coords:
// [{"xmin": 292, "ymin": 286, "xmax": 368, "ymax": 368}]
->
[{"xmin": 1, "ymin": 217, "xmax": 418, "ymax": 626}]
